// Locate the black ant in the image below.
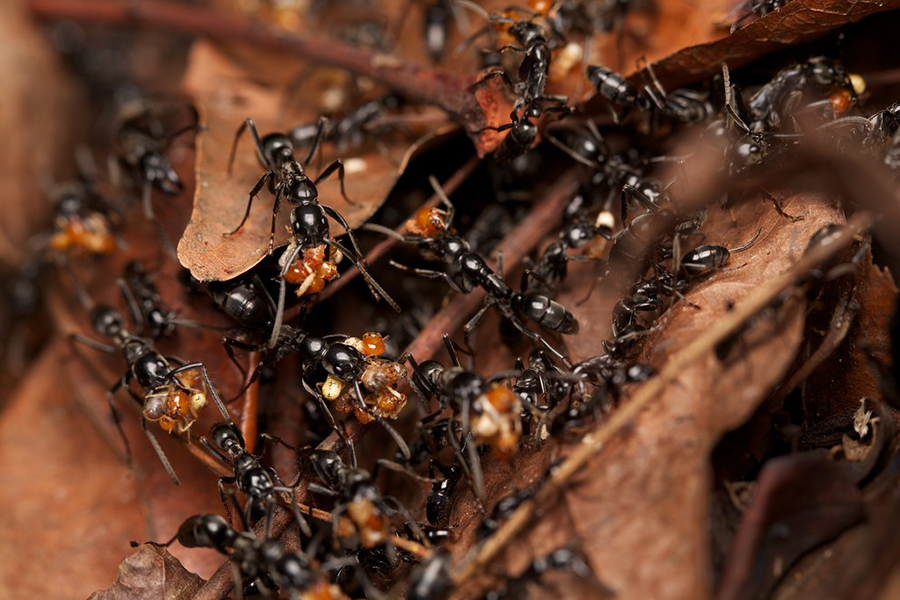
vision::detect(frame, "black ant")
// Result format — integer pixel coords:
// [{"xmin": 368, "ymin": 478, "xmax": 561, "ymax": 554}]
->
[
  {"xmin": 727, "ymin": 0, "xmax": 789, "ymax": 32},
  {"xmin": 370, "ymin": 176, "xmax": 578, "ymax": 366},
  {"xmin": 201, "ymin": 421, "xmax": 312, "ymax": 537},
  {"xmin": 744, "ymin": 56, "xmax": 858, "ymax": 131},
  {"xmin": 223, "ymin": 327, "xmax": 413, "ymax": 460},
  {"xmin": 426, "ymin": 460, "xmax": 462, "ymax": 527},
  {"xmin": 114, "ymin": 101, "xmax": 202, "ymax": 255},
  {"xmin": 149, "ymin": 513, "xmax": 346, "ymax": 600},
  {"xmin": 289, "ymin": 95, "xmax": 405, "ymax": 155},
  {"xmin": 480, "ymin": 98, "xmax": 574, "ymax": 162},
  {"xmin": 587, "ymin": 61, "xmax": 712, "ymax": 126},
  {"xmin": 480, "ymin": 547, "xmax": 596, "ymax": 600},
  {"xmin": 513, "ymin": 349, "xmax": 573, "ymax": 423},
  {"xmin": 71, "ymin": 302, "xmax": 230, "ymax": 484},
  {"xmin": 307, "ymin": 449, "xmax": 429, "ymax": 551},
  {"xmin": 224, "ymin": 117, "xmax": 399, "ymax": 348},
  {"xmin": 117, "ymin": 261, "xmax": 179, "ymax": 340},
  {"xmin": 523, "ymin": 207, "xmax": 615, "ymax": 295}
]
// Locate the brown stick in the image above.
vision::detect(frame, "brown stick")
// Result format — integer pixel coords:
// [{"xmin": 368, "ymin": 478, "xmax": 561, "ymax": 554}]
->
[
  {"xmin": 451, "ymin": 213, "xmax": 874, "ymax": 587},
  {"xmin": 27, "ymin": 0, "xmax": 490, "ymax": 126},
  {"xmin": 192, "ymin": 170, "xmax": 578, "ymax": 599},
  {"xmin": 283, "ymin": 154, "xmax": 482, "ymax": 322},
  {"xmin": 239, "ymin": 351, "xmax": 261, "ymax": 454}
]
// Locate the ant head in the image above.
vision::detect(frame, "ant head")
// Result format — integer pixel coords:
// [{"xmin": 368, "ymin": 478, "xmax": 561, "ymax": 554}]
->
[
  {"xmin": 731, "ymin": 134, "xmax": 768, "ymax": 169},
  {"xmin": 509, "ymin": 19, "xmax": 542, "ymax": 45},
  {"xmin": 178, "ymin": 514, "xmax": 233, "ymax": 550},
  {"xmin": 448, "ymin": 370, "xmax": 487, "ymax": 404},
  {"xmin": 140, "ymin": 153, "xmax": 181, "ymax": 193},
  {"xmin": 310, "ymin": 449, "xmax": 342, "ymax": 482},
  {"xmin": 55, "ymin": 191, "xmax": 84, "ymax": 218},
  {"xmin": 210, "ymin": 421, "xmax": 245, "ymax": 453},
  {"xmin": 261, "ymin": 133, "xmax": 294, "ymax": 166},
  {"xmin": 91, "ymin": 305, "xmax": 125, "ymax": 339}
]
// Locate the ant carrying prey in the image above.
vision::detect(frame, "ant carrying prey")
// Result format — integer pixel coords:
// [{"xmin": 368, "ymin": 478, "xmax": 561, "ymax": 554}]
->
[{"xmin": 225, "ymin": 117, "xmax": 399, "ymax": 348}]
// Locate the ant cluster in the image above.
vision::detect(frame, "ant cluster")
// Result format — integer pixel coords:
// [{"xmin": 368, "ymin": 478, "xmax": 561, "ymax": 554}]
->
[{"xmin": 7, "ymin": 1, "xmax": 900, "ymax": 599}]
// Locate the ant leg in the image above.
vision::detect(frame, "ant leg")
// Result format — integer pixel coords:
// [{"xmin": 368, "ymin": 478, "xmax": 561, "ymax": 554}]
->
[
  {"xmin": 352, "ymin": 380, "xmax": 412, "ymax": 459},
  {"xmin": 761, "ymin": 188, "xmax": 803, "ymax": 221},
  {"xmin": 270, "ymin": 243, "xmax": 304, "ymax": 349},
  {"xmin": 321, "ymin": 204, "xmax": 365, "ymax": 261},
  {"xmin": 442, "ymin": 334, "xmax": 461, "ymax": 367},
  {"xmin": 167, "ymin": 362, "xmax": 231, "ymax": 422},
  {"xmin": 389, "ymin": 260, "xmax": 454, "ymax": 286},
  {"xmin": 374, "ymin": 459, "xmax": 438, "ymax": 483},
  {"xmin": 462, "ymin": 302, "xmax": 492, "ymax": 357},
  {"xmin": 216, "ymin": 478, "xmax": 237, "ymax": 527},
  {"xmin": 116, "ymin": 278, "xmax": 144, "ymax": 330},
  {"xmin": 327, "ymin": 238, "xmax": 401, "ymax": 312},
  {"xmin": 69, "ymin": 333, "xmax": 117, "ymax": 354},
  {"xmin": 228, "ymin": 118, "xmax": 268, "ymax": 175},
  {"xmin": 315, "ymin": 158, "xmax": 356, "ymax": 206},
  {"xmin": 142, "ymin": 418, "xmax": 181, "ymax": 485},
  {"xmin": 468, "ymin": 68, "xmax": 517, "ymax": 94},
  {"xmin": 503, "ymin": 308, "xmax": 572, "ymax": 368},
  {"xmin": 106, "ymin": 376, "xmax": 133, "ymax": 467},
  {"xmin": 225, "ymin": 170, "xmax": 272, "ymax": 237},
  {"xmin": 142, "ymin": 182, "xmax": 177, "ymax": 259},
  {"xmin": 303, "ymin": 116, "xmax": 329, "ymax": 168},
  {"xmin": 358, "ymin": 222, "xmax": 422, "ymax": 244}
]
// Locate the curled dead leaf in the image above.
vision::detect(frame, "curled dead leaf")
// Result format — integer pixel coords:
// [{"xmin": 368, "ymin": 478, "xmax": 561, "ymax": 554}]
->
[
  {"xmin": 177, "ymin": 41, "xmax": 455, "ymax": 281},
  {"xmin": 88, "ymin": 545, "xmax": 204, "ymax": 600}
]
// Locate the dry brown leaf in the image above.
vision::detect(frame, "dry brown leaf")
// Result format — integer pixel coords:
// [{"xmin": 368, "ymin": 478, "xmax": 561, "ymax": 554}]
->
[
  {"xmin": 624, "ymin": 0, "xmax": 900, "ymax": 91},
  {"xmin": 0, "ymin": 342, "xmax": 143, "ymax": 599},
  {"xmin": 178, "ymin": 41, "xmax": 452, "ymax": 281},
  {"xmin": 717, "ymin": 451, "xmax": 865, "ymax": 600},
  {"xmin": 525, "ymin": 194, "xmax": 846, "ymax": 600},
  {"xmin": 802, "ymin": 257, "xmax": 898, "ymax": 422},
  {"xmin": 88, "ymin": 544, "xmax": 205, "ymax": 600}
]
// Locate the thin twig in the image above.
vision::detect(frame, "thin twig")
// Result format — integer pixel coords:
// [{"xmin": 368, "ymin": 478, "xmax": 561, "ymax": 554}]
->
[
  {"xmin": 284, "ymin": 154, "xmax": 482, "ymax": 321},
  {"xmin": 240, "ymin": 351, "xmax": 261, "ymax": 454},
  {"xmin": 27, "ymin": 0, "xmax": 490, "ymax": 125},
  {"xmin": 192, "ymin": 170, "xmax": 578, "ymax": 599},
  {"xmin": 451, "ymin": 212, "xmax": 873, "ymax": 586}
]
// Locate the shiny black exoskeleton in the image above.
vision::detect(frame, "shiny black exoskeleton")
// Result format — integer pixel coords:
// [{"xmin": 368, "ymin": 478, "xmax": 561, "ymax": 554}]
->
[
  {"xmin": 588, "ymin": 63, "xmax": 712, "ymax": 126},
  {"xmin": 477, "ymin": 487, "xmax": 534, "ymax": 541},
  {"xmin": 406, "ymin": 550, "xmax": 453, "ymax": 600},
  {"xmin": 289, "ymin": 95, "xmax": 402, "ymax": 153},
  {"xmin": 118, "ymin": 261, "xmax": 177, "ymax": 340},
  {"xmin": 480, "ymin": 547, "xmax": 595, "ymax": 600},
  {"xmin": 71, "ymin": 303, "xmax": 230, "ymax": 485},
  {"xmin": 115, "ymin": 103, "xmax": 200, "ymax": 254},
  {"xmin": 385, "ymin": 179, "xmax": 578, "ymax": 365},
  {"xmin": 427, "ymin": 461, "xmax": 461, "ymax": 526},
  {"xmin": 160, "ymin": 514, "xmax": 316, "ymax": 598},
  {"xmin": 524, "ymin": 210, "xmax": 614, "ymax": 295},
  {"xmin": 729, "ymin": 0, "xmax": 789, "ymax": 32},
  {"xmin": 746, "ymin": 56, "xmax": 853, "ymax": 130},
  {"xmin": 513, "ymin": 349, "xmax": 573, "ymax": 418},
  {"xmin": 201, "ymin": 421, "xmax": 310, "ymax": 535},
  {"xmin": 226, "ymin": 117, "xmax": 398, "ymax": 347}
]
